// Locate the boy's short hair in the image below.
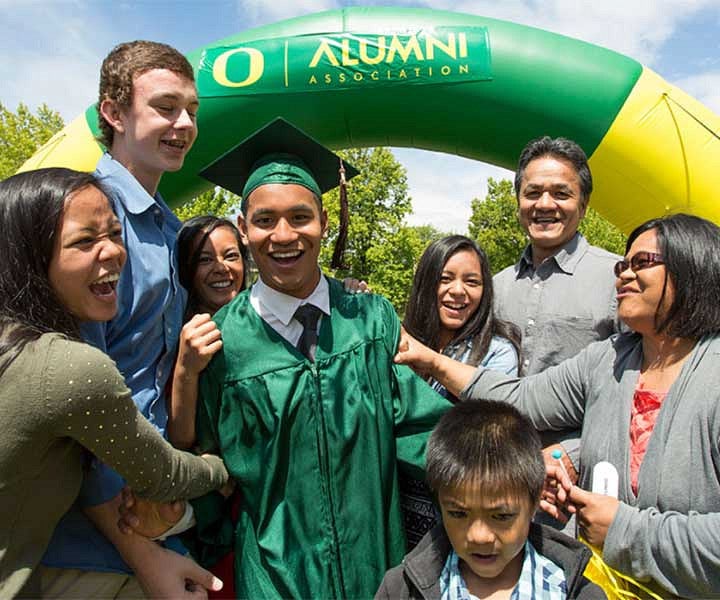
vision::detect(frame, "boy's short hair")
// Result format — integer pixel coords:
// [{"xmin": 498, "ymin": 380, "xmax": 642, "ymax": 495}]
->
[
  {"xmin": 426, "ymin": 399, "xmax": 545, "ymax": 505},
  {"xmin": 98, "ymin": 40, "xmax": 195, "ymax": 148}
]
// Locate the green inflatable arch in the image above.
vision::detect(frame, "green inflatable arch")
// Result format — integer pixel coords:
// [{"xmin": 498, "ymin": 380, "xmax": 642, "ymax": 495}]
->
[{"xmin": 21, "ymin": 7, "xmax": 720, "ymax": 231}]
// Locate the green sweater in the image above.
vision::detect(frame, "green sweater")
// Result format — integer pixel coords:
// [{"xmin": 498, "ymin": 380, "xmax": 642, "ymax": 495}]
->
[
  {"xmin": 0, "ymin": 333, "xmax": 228, "ymax": 598},
  {"xmin": 193, "ymin": 279, "xmax": 451, "ymax": 599}
]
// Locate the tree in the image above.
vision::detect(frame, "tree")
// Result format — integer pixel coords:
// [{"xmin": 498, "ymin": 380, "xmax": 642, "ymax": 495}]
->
[
  {"xmin": 0, "ymin": 102, "xmax": 64, "ymax": 179},
  {"xmin": 468, "ymin": 177, "xmax": 626, "ymax": 274},
  {"xmin": 578, "ymin": 206, "xmax": 626, "ymax": 256},
  {"xmin": 468, "ymin": 178, "xmax": 527, "ymax": 273},
  {"xmin": 320, "ymin": 147, "xmax": 415, "ymax": 310},
  {"xmin": 173, "ymin": 187, "xmax": 240, "ymax": 222},
  {"xmin": 362, "ymin": 224, "xmax": 446, "ymax": 312},
  {"xmin": 411, "ymin": 224, "xmax": 446, "ymax": 250}
]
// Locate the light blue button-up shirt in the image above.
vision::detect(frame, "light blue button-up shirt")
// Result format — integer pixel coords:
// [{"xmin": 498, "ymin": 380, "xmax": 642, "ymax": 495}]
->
[{"xmin": 42, "ymin": 153, "xmax": 187, "ymax": 572}]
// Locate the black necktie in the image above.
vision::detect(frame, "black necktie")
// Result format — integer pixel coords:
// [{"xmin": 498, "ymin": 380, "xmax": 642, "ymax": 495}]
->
[{"xmin": 294, "ymin": 304, "xmax": 322, "ymax": 361}]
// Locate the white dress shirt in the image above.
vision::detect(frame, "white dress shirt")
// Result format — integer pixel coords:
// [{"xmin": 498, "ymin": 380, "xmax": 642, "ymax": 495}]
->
[{"xmin": 249, "ymin": 273, "xmax": 331, "ymax": 346}]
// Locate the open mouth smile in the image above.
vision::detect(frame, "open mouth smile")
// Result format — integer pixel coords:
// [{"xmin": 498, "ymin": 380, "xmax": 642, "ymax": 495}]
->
[
  {"xmin": 161, "ymin": 139, "xmax": 187, "ymax": 151},
  {"xmin": 441, "ymin": 301, "xmax": 469, "ymax": 316},
  {"xmin": 532, "ymin": 216, "xmax": 560, "ymax": 225},
  {"xmin": 208, "ymin": 280, "xmax": 233, "ymax": 289},
  {"xmin": 89, "ymin": 272, "xmax": 120, "ymax": 298},
  {"xmin": 269, "ymin": 249, "xmax": 304, "ymax": 266}
]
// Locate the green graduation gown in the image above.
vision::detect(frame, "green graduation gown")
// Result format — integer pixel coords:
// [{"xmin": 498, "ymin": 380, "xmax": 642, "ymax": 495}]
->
[{"xmin": 192, "ymin": 278, "xmax": 451, "ymax": 599}]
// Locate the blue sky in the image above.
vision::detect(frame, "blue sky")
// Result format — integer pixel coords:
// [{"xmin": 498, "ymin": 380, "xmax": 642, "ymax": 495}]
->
[{"xmin": 2, "ymin": 0, "xmax": 719, "ymax": 232}]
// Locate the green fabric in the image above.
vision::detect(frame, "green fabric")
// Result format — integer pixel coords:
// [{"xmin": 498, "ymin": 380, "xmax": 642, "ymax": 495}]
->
[
  {"xmin": 192, "ymin": 278, "xmax": 451, "ymax": 599},
  {"xmin": 242, "ymin": 153, "xmax": 322, "ymax": 201}
]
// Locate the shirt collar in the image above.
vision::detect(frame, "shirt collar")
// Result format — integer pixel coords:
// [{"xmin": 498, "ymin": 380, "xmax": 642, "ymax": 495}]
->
[
  {"xmin": 514, "ymin": 539, "xmax": 567, "ymax": 600},
  {"xmin": 253, "ymin": 273, "xmax": 330, "ymax": 326},
  {"xmin": 95, "ymin": 153, "xmax": 160, "ymax": 215},
  {"xmin": 519, "ymin": 232, "xmax": 588, "ymax": 276}
]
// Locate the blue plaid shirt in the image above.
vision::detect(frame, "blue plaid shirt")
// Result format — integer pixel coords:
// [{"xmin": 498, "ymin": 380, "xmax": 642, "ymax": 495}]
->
[{"xmin": 440, "ymin": 541, "xmax": 567, "ymax": 600}]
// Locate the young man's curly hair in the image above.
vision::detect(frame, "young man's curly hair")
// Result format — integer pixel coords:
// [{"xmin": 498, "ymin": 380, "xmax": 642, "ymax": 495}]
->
[{"xmin": 97, "ymin": 40, "xmax": 195, "ymax": 148}]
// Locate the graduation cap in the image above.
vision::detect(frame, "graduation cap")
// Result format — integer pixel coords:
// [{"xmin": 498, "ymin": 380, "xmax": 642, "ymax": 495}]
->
[{"xmin": 200, "ymin": 118, "xmax": 359, "ymax": 269}]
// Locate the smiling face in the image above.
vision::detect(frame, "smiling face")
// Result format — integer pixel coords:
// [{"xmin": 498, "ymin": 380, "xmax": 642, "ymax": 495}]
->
[
  {"xmin": 437, "ymin": 249, "xmax": 485, "ymax": 346},
  {"xmin": 439, "ymin": 480, "xmax": 534, "ymax": 591},
  {"xmin": 518, "ymin": 156, "xmax": 587, "ymax": 265},
  {"xmin": 102, "ymin": 68, "xmax": 198, "ymax": 194},
  {"xmin": 616, "ymin": 228, "xmax": 673, "ymax": 336},
  {"xmin": 191, "ymin": 225, "xmax": 245, "ymax": 314},
  {"xmin": 239, "ymin": 183, "xmax": 327, "ymax": 299},
  {"xmin": 48, "ymin": 185, "xmax": 126, "ymax": 322}
]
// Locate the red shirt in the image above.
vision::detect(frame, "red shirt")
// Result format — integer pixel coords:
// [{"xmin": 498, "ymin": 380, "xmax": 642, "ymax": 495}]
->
[{"xmin": 629, "ymin": 383, "xmax": 667, "ymax": 495}]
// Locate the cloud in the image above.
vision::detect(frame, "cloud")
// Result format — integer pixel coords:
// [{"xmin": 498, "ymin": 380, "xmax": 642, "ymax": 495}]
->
[
  {"xmin": 1, "ymin": 54, "xmax": 98, "ymax": 120},
  {"xmin": 0, "ymin": 3, "xmax": 106, "ymax": 120},
  {"xmin": 416, "ymin": 0, "xmax": 718, "ymax": 67},
  {"xmin": 236, "ymin": 0, "xmax": 338, "ymax": 27},
  {"xmin": 675, "ymin": 71, "xmax": 720, "ymax": 113},
  {"xmin": 394, "ymin": 148, "xmax": 513, "ymax": 234}
]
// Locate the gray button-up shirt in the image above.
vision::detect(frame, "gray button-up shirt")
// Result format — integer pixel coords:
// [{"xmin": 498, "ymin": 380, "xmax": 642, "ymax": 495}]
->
[
  {"xmin": 494, "ymin": 233, "xmax": 621, "ymax": 376},
  {"xmin": 493, "ymin": 233, "xmax": 621, "ymax": 464}
]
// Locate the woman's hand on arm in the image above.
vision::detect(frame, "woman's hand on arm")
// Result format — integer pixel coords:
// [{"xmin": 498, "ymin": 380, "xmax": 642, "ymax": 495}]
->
[
  {"xmin": 394, "ymin": 327, "xmax": 476, "ymax": 396},
  {"xmin": 117, "ymin": 486, "xmax": 185, "ymax": 538},
  {"xmin": 84, "ymin": 492, "xmax": 222, "ymax": 599},
  {"xmin": 168, "ymin": 314, "xmax": 222, "ymax": 448},
  {"xmin": 343, "ymin": 278, "xmax": 370, "ymax": 294}
]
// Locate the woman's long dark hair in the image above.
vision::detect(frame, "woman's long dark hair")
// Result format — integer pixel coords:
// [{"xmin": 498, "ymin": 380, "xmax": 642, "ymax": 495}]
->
[
  {"xmin": 0, "ymin": 168, "xmax": 103, "ymax": 377},
  {"xmin": 404, "ymin": 235, "xmax": 520, "ymax": 367},
  {"xmin": 625, "ymin": 213, "xmax": 720, "ymax": 339},
  {"xmin": 177, "ymin": 215, "xmax": 248, "ymax": 320}
]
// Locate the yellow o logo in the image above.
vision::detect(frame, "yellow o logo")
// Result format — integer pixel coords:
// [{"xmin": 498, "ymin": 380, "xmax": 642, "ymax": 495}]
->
[{"xmin": 213, "ymin": 48, "xmax": 264, "ymax": 88}]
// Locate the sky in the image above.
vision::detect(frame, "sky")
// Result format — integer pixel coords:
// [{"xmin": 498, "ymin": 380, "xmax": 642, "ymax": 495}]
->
[{"xmin": 1, "ymin": 0, "xmax": 719, "ymax": 232}]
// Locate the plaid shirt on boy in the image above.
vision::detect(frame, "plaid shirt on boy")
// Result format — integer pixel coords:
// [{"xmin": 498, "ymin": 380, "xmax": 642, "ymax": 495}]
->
[{"xmin": 440, "ymin": 541, "xmax": 567, "ymax": 600}]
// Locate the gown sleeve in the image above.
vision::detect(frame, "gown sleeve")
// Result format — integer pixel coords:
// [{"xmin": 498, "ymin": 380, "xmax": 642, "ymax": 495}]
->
[{"xmin": 379, "ymin": 299, "xmax": 452, "ymax": 479}]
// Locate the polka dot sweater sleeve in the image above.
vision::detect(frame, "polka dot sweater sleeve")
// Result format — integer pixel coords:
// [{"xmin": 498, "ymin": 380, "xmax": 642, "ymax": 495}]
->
[{"xmin": 42, "ymin": 336, "xmax": 227, "ymax": 502}]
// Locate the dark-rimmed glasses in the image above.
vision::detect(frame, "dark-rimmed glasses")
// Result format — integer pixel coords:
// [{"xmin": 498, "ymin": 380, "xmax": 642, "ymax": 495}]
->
[{"xmin": 613, "ymin": 252, "xmax": 664, "ymax": 277}]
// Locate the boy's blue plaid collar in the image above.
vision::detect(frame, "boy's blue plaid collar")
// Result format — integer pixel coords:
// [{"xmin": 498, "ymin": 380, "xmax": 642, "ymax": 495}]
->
[{"xmin": 439, "ymin": 541, "xmax": 567, "ymax": 600}]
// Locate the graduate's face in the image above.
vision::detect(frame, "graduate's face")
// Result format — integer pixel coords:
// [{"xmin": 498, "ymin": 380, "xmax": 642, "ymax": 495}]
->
[
  {"xmin": 239, "ymin": 183, "xmax": 327, "ymax": 299},
  {"xmin": 48, "ymin": 185, "xmax": 126, "ymax": 322},
  {"xmin": 438, "ymin": 481, "xmax": 534, "ymax": 586}
]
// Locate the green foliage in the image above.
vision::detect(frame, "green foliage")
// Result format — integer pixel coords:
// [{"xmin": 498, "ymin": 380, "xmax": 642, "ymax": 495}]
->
[
  {"xmin": 320, "ymin": 147, "xmax": 414, "ymax": 310},
  {"xmin": 173, "ymin": 187, "xmax": 241, "ymax": 222},
  {"xmin": 411, "ymin": 224, "xmax": 446, "ymax": 249},
  {"xmin": 468, "ymin": 178, "xmax": 527, "ymax": 274},
  {"xmin": 0, "ymin": 102, "xmax": 64, "ymax": 179},
  {"xmin": 578, "ymin": 206, "xmax": 626, "ymax": 256},
  {"xmin": 468, "ymin": 177, "xmax": 627, "ymax": 274},
  {"xmin": 364, "ymin": 224, "xmax": 447, "ymax": 312}
]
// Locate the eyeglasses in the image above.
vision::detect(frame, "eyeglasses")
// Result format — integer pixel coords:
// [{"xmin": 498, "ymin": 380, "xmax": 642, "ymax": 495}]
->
[{"xmin": 613, "ymin": 252, "xmax": 664, "ymax": 277}]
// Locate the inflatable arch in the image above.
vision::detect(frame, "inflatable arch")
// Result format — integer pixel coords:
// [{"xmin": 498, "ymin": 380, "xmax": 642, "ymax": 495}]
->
[{"xmin": 20, "ymin": 7, "xmax": 720, "ymax": 232}]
